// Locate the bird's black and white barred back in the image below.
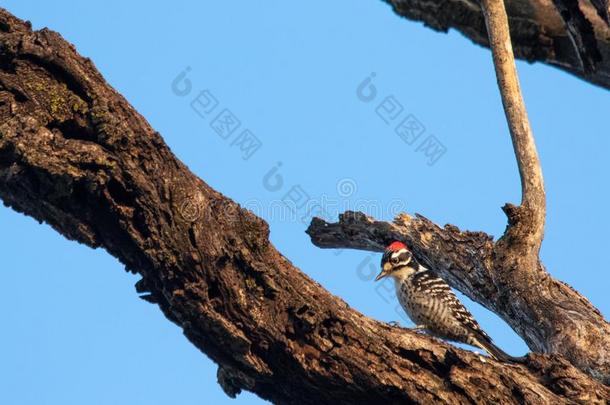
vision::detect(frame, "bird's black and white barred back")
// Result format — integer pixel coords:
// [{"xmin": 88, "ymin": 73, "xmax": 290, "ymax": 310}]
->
[{"xmin": 376, "ymin": 241, "xmax": 524, "ymax": 363}]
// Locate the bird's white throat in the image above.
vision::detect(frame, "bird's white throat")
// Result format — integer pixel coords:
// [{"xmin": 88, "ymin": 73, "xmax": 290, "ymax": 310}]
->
[{"xmin": 389, "ymin": 264, "xmax": 419, "ymax": 282}]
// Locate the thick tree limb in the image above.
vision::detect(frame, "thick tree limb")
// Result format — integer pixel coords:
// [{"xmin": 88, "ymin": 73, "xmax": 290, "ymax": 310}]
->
[
  {"xmin": 383, "ymin": 0, "xmax": 610, "ymax": 90},
  {"xmin": 1, "ymin": 8, "xmax": 609, "ymax": 404}
]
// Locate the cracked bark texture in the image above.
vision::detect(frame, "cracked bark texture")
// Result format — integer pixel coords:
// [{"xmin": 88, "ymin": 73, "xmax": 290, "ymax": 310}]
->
[
  {"xmin": 0, "ymin": 7, "xmax": 609, "ymax": 405},
  {"xmin": 383, "ymin": 0, "xmax": 610, "ymax": 90}
]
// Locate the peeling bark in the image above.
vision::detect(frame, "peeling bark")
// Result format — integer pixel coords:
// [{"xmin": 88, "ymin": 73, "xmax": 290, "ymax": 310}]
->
[
  {"xmin": 551, "ymin": 0, "xmax": 602, "ymax": 73},
  {"xmin": 0, "ymin": 7, "xmax": 609, "ymax": 404}
]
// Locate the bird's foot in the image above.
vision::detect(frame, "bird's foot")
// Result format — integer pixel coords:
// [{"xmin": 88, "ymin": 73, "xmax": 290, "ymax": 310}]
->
[
  {"xmin": 473, "ymin": 351, "xmax": 488, "ymax": 363},
  {"xmin": 412, "ymin": 324, "xmax": 429, "ymax": 334}
]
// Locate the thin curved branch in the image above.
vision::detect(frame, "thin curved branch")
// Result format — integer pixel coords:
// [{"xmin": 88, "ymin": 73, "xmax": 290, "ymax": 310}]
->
[
  {"xmin": 481, "ymin": 0, "xmax": 546, "ymax": 256},
  {"xmin": 0, "ymin": 7, "xmax": 609, "ymax": 404}
]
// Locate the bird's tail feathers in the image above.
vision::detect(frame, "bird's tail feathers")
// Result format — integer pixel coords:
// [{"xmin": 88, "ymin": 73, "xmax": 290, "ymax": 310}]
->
[{"xmin": 474, "ymin": 337, "xmax": 527, "ymax": 364}]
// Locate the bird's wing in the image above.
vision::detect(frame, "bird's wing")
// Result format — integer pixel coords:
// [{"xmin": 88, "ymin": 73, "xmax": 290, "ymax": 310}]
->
[{"xmin": 412, "ymin": 269, "xmax": 492, "ymax": 342}]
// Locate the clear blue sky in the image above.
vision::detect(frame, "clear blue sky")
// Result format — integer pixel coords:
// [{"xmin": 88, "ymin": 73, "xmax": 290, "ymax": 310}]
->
[{"xmin": 1, "ymin": 2, "xmax": 608, "ymax": 404}]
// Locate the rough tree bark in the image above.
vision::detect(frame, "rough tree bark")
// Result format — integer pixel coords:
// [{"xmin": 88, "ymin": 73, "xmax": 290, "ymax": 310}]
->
[
  {"xmin": 0, "ymin": 6, "xmax": 608, "ymax": 405},
  {"xmin": 383, "ymin": 0, "xmax": 610, "ymax": 90}
]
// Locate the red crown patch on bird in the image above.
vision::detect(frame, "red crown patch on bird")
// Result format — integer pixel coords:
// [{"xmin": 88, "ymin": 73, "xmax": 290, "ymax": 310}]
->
[{"xmin": 387, "ymin": 241, "xmax": 408, "ymax": 251}]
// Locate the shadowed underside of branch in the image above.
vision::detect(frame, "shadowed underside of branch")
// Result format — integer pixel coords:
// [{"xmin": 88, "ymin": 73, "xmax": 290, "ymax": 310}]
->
[
  {"xmin": 0, "ymin": 7, "xmax": 609, "ymax": 404},
  {"xmin": 383, "ymin": 0, "xmax": 610, "ymax": 90}
]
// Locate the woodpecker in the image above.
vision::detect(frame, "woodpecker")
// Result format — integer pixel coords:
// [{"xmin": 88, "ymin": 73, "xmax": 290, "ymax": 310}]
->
[{"xmin": 376, "ymin": 241, "xmax": 523, "ymax": 363}]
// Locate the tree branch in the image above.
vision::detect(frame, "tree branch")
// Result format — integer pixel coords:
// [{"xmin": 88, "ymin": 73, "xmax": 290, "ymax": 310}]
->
[
  {"xmin": 383, "ymin": 0, "xmax": 610, "ymax": 91},
  {"xmin": 480, "ymin": 0, "xmax": 547, "ymax": 298},
  {"xmin": 1, "ymin": 7, "xmax": 609, "ymax": 404},
  {"xmin": 307, "ymin": 212, "xmax": 610, "ymax": 384},
  {"xmin": 307, "ymin": 0, "xmax": 610, "ymax": 386},
  {"xmin": 481, "ymin": 0, "xmax": 546, "ymax": 228}
]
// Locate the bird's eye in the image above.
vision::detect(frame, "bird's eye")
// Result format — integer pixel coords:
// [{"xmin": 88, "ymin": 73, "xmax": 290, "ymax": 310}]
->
[{"xmin": 391, "ymin": 257, "xmax": 400, "ymax": 264}]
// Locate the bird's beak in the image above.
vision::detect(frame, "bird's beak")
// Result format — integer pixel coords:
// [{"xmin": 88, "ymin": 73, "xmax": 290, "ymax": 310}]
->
[{"xmin": 375, "ymin": 263, "xmax": 392, "ymax": 281}]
